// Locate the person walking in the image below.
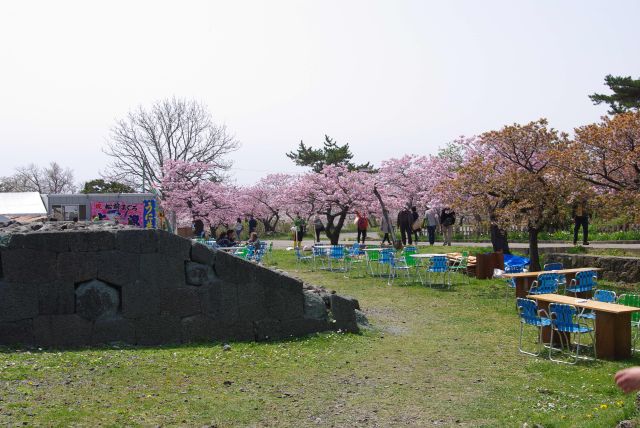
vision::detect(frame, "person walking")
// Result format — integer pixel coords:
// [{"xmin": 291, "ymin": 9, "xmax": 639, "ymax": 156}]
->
[
  {"xmin": 380, "ymin": 210, "xmax": 392, "ymax": 245},
  {"xmin": 313, "ymin": 215, "xmax": 325, "ymax": 243},
  {"xmin": 572, "ymin": 198, "xmax": 589, "ymax": 245},
  {"xmin": 411, "ymin": 206, "xmax": 420, "ymax": 243},
  {"xmin": 397, "ymin": 206, "xmax": 413, "ymax": 246},
  {"xmin": 355, "ymin": 211, "xmax": 369, "ymax": 244},
  {"xmin": 423, "ymin": 206, "xmax": 439, "ymax": 246},
  {"xmin": 440, "ymin": 207, "xmax": 456, "ymax": 246},
  {"xmin": 293, "ymin": 213, "xmax": 307, "ymax": 248},
  {"xmin": 248, "ymin": 215, "xmax": 258, "ymax": 234},
  {"xmin": 234, "ymin": 218, "xmax": 244, "ymax": 240}
]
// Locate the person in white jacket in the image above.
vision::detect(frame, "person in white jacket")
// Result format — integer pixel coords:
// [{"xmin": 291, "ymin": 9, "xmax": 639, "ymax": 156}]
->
[{"xmin": 423, "ymin": 207, "xmax": 439, "ymax": 246}]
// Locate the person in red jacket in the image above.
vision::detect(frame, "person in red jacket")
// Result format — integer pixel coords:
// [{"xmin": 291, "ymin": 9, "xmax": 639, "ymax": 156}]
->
[{"xmin": 355, "ymin": 211, "xmax": 369, "ymax": 244}]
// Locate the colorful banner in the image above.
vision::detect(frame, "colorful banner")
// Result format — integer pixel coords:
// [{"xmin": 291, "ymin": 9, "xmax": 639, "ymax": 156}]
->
[
  {"xmin": 90, "ymin": 201, "xmax": 144, "ymax": 227},
  {"xmin": 143, "ymin": 199, "xmax": 156, "ymax": 229}
]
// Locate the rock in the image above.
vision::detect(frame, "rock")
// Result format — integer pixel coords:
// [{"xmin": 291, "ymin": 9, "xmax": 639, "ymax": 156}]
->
[
  {"xmin": 75, "ymin": 279, "xmax": 120, "ymax": 321},
  {"xmin": 222, "ymin": 343, "xmax": 231, "ymax": 351},
  {"xmin": 135, "ymin": 314, "xmax": 182, "ymax": 346},
  {"xmin": 121, "ymin": 279, "xmax": 160, "ymax": 318},
  {"xmin": 185, "ymin": 262, "xmax": 218, "ymax": 287},
  {"xmin": 329, "ymin": 294, "xmax": 359, "ymax": 333},
  {"xmin": 616, "ymin": 421, "xmax": 636, "ymax": 428},
  {"xmin": 0, "ymin": 319, "xmax": 34, "ymax": 345},
  {"xmin": 97, "ymin": 251, "xmax": 140, "ymax": 286},
  {"xmin": 157, "ymin": 231, "xmax": 191, "ymax": 260},
  {"xmin": 303, "ymin": 290, "xmax": 328, "ymax": 321},
  {"xmin": 139, "ymin": 253, "xmax": 185, "ymax": 289},
  {"xmin": 115, "ymin": 229, "xmax": 157, "ymax": 253},
  {"xmin": 57, "ymin": 251, "xmax": 97, "ymax": 283}
]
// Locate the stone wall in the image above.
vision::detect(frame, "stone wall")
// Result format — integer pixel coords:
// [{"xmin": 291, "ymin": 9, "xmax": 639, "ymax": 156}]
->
[
  {"xmin": 0, "ymin": 229, "xmax": 359, "ymax": 347},
  {"xmin": 545, "ymin": 253, "xmax": 640, "ymax": 283}
]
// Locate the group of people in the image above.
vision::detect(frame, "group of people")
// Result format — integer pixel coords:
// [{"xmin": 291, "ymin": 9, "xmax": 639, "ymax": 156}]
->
[{"xmin": 386, "ymin": 206, "xmax": 456, "ymax": 246}]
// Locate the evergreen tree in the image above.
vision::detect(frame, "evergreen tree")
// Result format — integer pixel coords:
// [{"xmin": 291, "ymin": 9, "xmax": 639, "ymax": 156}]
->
[
  {"xmin": 286, "ymin": 135, "xmax": 373, "ymax": 172},
  {"xmin": 589, "ymin": 75, "xmax": 640, "ymax": 114},
  {"xmin": 81, "ymin": 179, "xmax": 135, "ymax": 194}
]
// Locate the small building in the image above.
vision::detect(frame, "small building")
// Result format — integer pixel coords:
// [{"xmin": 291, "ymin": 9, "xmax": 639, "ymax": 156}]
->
[
  {"xmin": 0, "ymin": 192, "xmax": 48, "ymax": 220},
  {"xmin": 44, "ymin": 193, "xmax": 157, "ymax": 228}
]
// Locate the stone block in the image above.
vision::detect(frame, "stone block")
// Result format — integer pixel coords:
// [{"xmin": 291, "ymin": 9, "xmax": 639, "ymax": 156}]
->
[
  {"xmin": 220, "ymin": 320, "xmax": 255, "ymax": 341},
  {"xmin": 157, "ymin": 231, "xmax": 191, "ymax": 260},
  {"xmin": 139, "ymin": 253, "xmax": 185, "ymax": 289},
  {"xmin": 57, "ymin": 251, "xmax": 97, "ymax": 283},
  {"xmin": 254, "ymin": 318, "xmax": 282, "ymax": 341},
  {"xmin": 1, "ymin": 249, "xmax": 58, "ymax": 283},
  {"xmin": 191, "ymin": 242, "xmax": 216, "ymax": 265},
  {"xmin": 280, "ymin": 318, "xmax": 329, "ymax": 337},
  {"xmin": 0, "ymin": 281, "xmax": 38, "ymax": 322},
  {"xmin": 75, "ymin": 279, "xmax": 121, "ymax": 321},
  {"xmin": 264, "ymin": 281, "xmax": 304, "ymax": 321},
  {"xmin": 159, "ymin": 287, "xmax": 201, "ymax": 317},
  {"xmin": 38, "ymin": 281, "xmax": 75, "ymax": 315},
  {"xmin": 303, "ymin": 291, "xmax": 328, "ymax": 321},
  {"xmin": 115, "ymin": 229, "xmax": 157, "ymax": 253},
  {"xmin": 214, "ymin": 250, "xmax": 258, "ymax": 284},
  {"xmin": 237, "ymin": 281, "xmax": 267, "ymax": 321},
  {"xmin": 199, "ymin": 281, "xmax": 238, "ymax": 323},
  {"xmin": 92, "ymin": 317, "xmax": 136, "ymax": 345},
  {"xmin": 0, "ymin": 319, "xmax": 35, "ymax": 346},
  {"xmin": 122, "ymin": 279, "xmax": 160, "ymax": 318},
  {"xmin": 329, "ymin": 294, "xmax": 359, "ymax": 333},
  {"xmin": 185, "ymin": 262, "xmax": 219, "ymax": 287},
  {"xmin": 34, "ymin": 315, "xmax": 93, "ymax": 347},
  {"xmin": 135, "ymin": 314, "xmax": 182, "ymax": 346},
  {"xmin": 97, "ymin": 251, "xmax": 140, "ymax": 286},
  {"xmin": 181, "ymin": 314, "xmax": 218, "ymax": 343},
  {"xmin": 67, "ymin": 230, "xmax": 116, "ymax": 252},
  {"xmin": 8, "ymin": 232, "xmax": 70, "ymax": 252}
]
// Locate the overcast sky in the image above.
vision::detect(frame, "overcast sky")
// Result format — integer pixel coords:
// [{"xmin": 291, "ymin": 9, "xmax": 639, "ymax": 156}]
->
[{"xmin": 1, "ymin": 0, "xmax": 639, "ymax": 186}]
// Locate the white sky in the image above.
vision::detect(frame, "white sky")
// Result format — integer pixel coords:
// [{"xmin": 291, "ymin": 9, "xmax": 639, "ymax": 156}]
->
[{"xmin": 1, "ymin": 0, "xmax": 639, "ymax": 186}]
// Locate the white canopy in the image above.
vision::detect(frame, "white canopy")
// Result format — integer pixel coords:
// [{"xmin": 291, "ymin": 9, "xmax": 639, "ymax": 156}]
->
[{"xmin": 0, "ymin": 192, "xmax": 47, "ymax": 215}]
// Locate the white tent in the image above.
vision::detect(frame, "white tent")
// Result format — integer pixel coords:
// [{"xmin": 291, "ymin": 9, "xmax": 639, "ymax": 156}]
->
[{"xmin": 0, "ymin": 192, "xmax": 47, "ymax": 215}]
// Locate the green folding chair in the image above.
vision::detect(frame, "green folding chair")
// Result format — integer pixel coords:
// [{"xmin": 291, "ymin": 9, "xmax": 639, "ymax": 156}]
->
[{"xmin": 618, "ymin": 293, "xmax": 640, "ymax": 352}]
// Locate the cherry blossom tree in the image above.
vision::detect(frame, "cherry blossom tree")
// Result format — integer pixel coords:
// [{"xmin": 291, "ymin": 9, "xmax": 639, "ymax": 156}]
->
[
  {"xmin": 288, "ymin": 165, "xmax": 377, "ymax": 244},
  {"xmin": 160, "ymin": 160, "xmax": 239, "ymax": 229},
  {"xmin": 566, "ymin": 111, "xmax": 640, "ymax": 221},
  {"xmin": 451, "ymin": 119, "xmax": 574, "ymax": 270},
  {"xmin": 240, "ymin": 173, "xmax": 295, "ymax": 232}
]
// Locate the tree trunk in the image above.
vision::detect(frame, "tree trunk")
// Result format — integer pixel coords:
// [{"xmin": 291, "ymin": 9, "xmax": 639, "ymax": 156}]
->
[
  {"xmin": 490, "ymin": 223, "xmax": 511, "ymax": 254},
  {"xmin": 325, "ymin": 212, "xmax": 347, "ymax": 245},
  {"xmin": 373, "ymin": 185, "xmax": 398, "ymax": 248},
  {"xmin": 528, "ymin": 227, "xmax": 541, "ymax": 271}
]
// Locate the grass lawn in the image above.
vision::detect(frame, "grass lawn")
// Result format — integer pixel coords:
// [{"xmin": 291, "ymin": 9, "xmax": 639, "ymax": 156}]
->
[{"xmin": 1, "ymin": 246, "xmax": 640, "ymax": 426}]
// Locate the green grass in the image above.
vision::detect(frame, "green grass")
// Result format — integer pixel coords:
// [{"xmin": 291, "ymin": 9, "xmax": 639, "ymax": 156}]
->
[{"xmin": 1, "ymin": 249, "xmax": 640, "ymax": 426}]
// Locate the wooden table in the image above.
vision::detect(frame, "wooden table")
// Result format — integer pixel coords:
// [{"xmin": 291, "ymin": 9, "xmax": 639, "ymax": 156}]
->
[
  {"xmin": 504, "ymin": 268, "xmax": 602, "ymax": 299},
  {"xmin": 527, "ymin": 293, "xmax": 640, "ymax": 360}
]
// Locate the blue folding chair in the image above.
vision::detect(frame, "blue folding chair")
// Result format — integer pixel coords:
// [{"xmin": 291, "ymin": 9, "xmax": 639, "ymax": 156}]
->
[
  {"xmin": 549, "ymin": 303, "xmax": 596, "ymax": 364},
  {"xmin": 528, "ymin": 273, "xmax": 559, "ymax": 295},
  {"xmin": 577, "ymin": 289, "xmax": 616, "ymax": 324},
  {"xmin": 312, "ymin": 245, "xmax": 327, "ymax": 270},
  {"xmin": 425, "ymin": 255, "xmax": 450, "ymax": 288},
  {"xmin": 543, "ymin": 262, "xmax": 566, "ymax": 290},
  {"xmin": 504, "ymin": 264, "xmax": 524, "ymax": 304},
  {"xmin": 328, "ymin": 245, "xmax": 346, "ymax": 272},
  {"xmin": 516, "ymin": 298, "xmax": 551, "ymax": 356},
  {"xmin": 294, "ymin": 247, "xmax": 312, "ymax": 271},
  {"xmin": 566, "ymin": 270, "xmax": 597, "ymax": 297}
]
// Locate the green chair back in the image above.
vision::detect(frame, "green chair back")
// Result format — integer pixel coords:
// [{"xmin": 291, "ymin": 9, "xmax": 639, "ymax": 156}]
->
[
  {"xmin": 619, "ymin": 294, "xmax": 640, "ymax": 323},
  {"xmin": 368, "ymin": 250, "xmax": 380, "ymax": 262}
]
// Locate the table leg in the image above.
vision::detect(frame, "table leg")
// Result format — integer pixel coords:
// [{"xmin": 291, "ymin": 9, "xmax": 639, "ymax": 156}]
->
[
  {"xmin": 595, "ymin": 312, "xmax": 631, "ymax": 360},
  {"xmin": 515, "ymin": 277, "xmax": 532, "ymax": 299}
]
